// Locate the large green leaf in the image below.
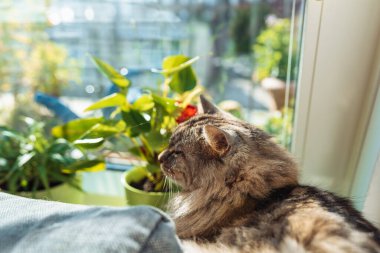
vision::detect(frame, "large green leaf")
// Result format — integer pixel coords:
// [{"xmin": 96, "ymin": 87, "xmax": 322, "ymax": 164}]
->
[
  {"xmin": 132, "ymin": 94, "xmax": 154, "ymax": 111},
  {"xmin": 85, "ymin": 93, "xmax": 126, "ymax": 111},
  {"xmin": 51, "ymin": 118, "xmax": 102, "ymax": 142},
  {"xmin": 161, "ymin": 55, "xmax": 198, "ymax": 93},
  {"xmin": 73, "ymin": 121, "xmax": 125, "ymax": 149},
  {"xmin": 122, "ymin": 109, "xmax": 151, "ymax": 137},
  {"xmin": 92, "ymin": 56, "xmax": 130, "ymax": 88}
]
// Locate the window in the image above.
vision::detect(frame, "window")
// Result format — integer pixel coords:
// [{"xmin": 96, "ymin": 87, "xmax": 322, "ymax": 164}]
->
[{"xmin": 0, "ymin": 0, "xmax": 305, "ymax": 149}]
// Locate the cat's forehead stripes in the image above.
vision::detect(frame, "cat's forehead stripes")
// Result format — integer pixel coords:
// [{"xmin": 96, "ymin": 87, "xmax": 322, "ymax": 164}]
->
[
  {"xmin": 177, "ymin": 114, "xmax": 243, "ymax": 132},
  {"xmin": 170, "ymin": 115, "xmax": 232, "ymax": 145},
  {"xmin": 170, "ymin": 114, "xmax": 257, "ymax": 147}
]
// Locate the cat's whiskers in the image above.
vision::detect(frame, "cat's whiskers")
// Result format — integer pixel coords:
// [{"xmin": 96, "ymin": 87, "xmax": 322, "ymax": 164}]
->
[{"xmin": 163, "ymin": 176, "xmax": 168, "ymax": 192}]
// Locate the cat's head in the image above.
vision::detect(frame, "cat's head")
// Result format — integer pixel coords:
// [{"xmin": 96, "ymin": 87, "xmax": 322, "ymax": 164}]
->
[{"xmin": 158, "ymin": 96, "xmax": 298, "ymax": 198}]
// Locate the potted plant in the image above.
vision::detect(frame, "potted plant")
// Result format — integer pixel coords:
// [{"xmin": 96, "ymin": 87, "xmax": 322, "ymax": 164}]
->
[
  {"xmin": 252, "ymin": 17, "xmax": 297, "ymax": 111},
  {"xmin": 52, "ymin": 54, "xmax": 201, "ymax": 209},
  {"xmin": 0, "ymin": 117, "xmax": 105, "ymax": 203}
]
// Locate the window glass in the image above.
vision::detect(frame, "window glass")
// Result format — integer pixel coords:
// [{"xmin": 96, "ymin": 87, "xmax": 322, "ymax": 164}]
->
[{"xmin": 0, "ymin": 0, "xmax": 305, "ymax": 148}]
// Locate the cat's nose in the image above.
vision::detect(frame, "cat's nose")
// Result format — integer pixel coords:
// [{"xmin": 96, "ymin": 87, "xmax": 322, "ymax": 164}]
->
[{"xmin": 158, "ymin": 150, "xmax": 169, "ymax": 163}]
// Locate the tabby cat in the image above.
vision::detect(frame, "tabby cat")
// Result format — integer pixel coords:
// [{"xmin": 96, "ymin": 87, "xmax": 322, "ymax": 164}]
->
[{"xmin": 158, "ymin": 96, "xmax": 380, "ymax": 253}]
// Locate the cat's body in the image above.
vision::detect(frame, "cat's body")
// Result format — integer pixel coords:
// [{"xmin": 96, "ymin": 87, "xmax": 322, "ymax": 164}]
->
[{"xmin": 158, "ymin": 96, "xmax": 380, "ymax": 253}]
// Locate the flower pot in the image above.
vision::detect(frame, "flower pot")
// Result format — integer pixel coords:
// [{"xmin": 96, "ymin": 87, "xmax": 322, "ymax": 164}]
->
[
  {"xmin": 121, "ymin": 166, "xmax": 175, "ymax": 211},
  {"xmin": 15, "ymin": 176, "xmax": 84, "ymax": 204},
  {"xmin": 17, "ymin": 183, "xmax": 84, "ymax": 204},
  {"xmin": 260, "ymin": 77, "xmax": 295, "ymax": 111}
]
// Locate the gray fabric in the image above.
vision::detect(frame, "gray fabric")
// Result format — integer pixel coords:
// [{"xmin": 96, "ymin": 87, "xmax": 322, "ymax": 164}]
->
[{"xmin": 0, "ymin": 192, "xmax": 183, "ymax": 253}]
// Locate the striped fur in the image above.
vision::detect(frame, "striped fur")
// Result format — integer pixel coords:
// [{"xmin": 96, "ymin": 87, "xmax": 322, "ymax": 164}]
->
[{"xmin": 158, "ymin": 97, "xmax": 380, "ymax": 253}]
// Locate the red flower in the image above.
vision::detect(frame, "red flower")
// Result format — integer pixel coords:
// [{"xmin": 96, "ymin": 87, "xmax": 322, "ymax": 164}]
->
[{"xmin": 176, "ymin": 104, "xmax": 198, "ymax": 123}]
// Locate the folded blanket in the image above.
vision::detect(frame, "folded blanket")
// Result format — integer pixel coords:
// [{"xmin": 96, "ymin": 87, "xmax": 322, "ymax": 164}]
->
[{"xmin": 0, "ymin": 192, "xmax": 182, "ymax": 253}]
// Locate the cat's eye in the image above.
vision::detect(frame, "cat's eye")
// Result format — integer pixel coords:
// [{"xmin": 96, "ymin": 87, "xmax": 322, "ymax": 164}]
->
[{"xmin": 170, "ymin": 150, "xmax": 183, "ymax": 159}]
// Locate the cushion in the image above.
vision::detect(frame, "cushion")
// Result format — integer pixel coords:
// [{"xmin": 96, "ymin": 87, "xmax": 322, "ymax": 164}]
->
[{"xmin": 0, "ymin": 192, "xmax": 182, "ymax": 253}]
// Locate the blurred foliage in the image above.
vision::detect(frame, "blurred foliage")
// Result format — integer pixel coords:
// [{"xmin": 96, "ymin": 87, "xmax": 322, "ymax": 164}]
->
[
  {"xmin": 2, "ymin": 94, "xmax": 60, "ymax": 133},
  {"xmin": 53, "ymin": 55, "xmax": 202, "ymax": 192},
  {"xmin": 253, "ymin": 18, "xmax": 297, "ymax": 82},
  {"xmin": 218, "ymin": 100, "xmax": 243, "ymax": 119},
  {"xmin": 0, "ymin": 16, "xmax": 79, "ymax": 97},
  {"xmin": 24, "ymin": 41, "xmax": 81, "ymax": 97},
  {"xmin": 230, "ymin": 1, "xmax": 270, "ymax": 56},
  {"xmin": 263, "ymin": 106, "xmax": 293, "ymax": 148},
  {"xmin": 230, "ymin": 4, "xmax": 252, "ymax": 55},
  {"xmin": 0, "ymin": 117, "xmax": 104, "ymax": 196}
]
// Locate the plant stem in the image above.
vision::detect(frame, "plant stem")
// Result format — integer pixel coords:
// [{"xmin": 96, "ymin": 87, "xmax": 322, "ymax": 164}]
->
[
  {"xmin": 130, "ymin": 137, "xmax": 148, "ymax": 162},
  {"xmin": 162, "ymin": 77, "xmax": 171, "ymax": 98},
  {"xmin": 139, "ymin": 134, "xmax": 155, "ymax": 163}
]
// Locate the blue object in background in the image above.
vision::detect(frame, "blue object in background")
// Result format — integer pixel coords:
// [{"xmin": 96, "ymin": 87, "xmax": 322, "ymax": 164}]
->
[{"xmin": 34, "ymin": 92, "xmax": 79, "ymax": 123}]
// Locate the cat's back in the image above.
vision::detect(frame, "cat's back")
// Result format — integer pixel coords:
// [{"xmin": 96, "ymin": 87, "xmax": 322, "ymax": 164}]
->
[{"xmin": 221, "ymin": 185, "xmax": 380, "ymax": 252}]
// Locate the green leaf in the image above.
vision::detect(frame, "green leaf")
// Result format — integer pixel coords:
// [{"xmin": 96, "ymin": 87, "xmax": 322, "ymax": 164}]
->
[
  {"xmin": 85, "ymin": 93, "xmax": 126, "ymax": 112},
  {"xmin": 47, "ymin": 139, "xmax": 72, "ymax": 154},
  {"xmin": 161, "ymin": 55, "xmax": 198, "ymax": 93},
  {"xmin": 132, "ymin": 94, "xmax": 154, "ymax": 111},
  {"xmin": 37, "ymin": 165, "xmax": 50, "ymax": 192},
  {"xmin": 65, "ymin": 159, "xmax": 106, "ymax": 172},
  {"xmin": 91, "ymin": 56, "xmax": 130, "ymax": 88},
  {"xmin": 145, "ymin": 131, "xmax": 169, "ymax": 152},
  {"xmin": 51, "ymin": 117, "xmax": 102, "ymax": 142},
  {"xmin": 80, "ymin": 121, "xmax": 125, "ymax": 139},
  {"xmin": 8, "ymin": 170, "xmax": 21, "ymax": 193},
  {"xmin": 146, "ymin": 164, "xmax": 160, "ymax": 174},
  {"xmin": 152, "ymin": 94, "xmax": 177, "ymax": 114},
  {"xmin": 15, "ymin": 152, "xmax": 35, "ymax": 169},
  {"xmin": 154, "ymin": 55, "xmax": 199, "ymax": 75},
  {"xmin": 0, "ymin": 152, "xmax": 35, "ymax": 186},
  {"xmin": 169, "ymin": 67, "xmax": 197, "ymax": 93},
  {"xmin": 122, "ymin": 109, "xmax": 151, "ymax": 137},
  {"xmin": 72, "ymin": 121, "xmax": 125, "ymax": 149},
  {"xmin": 0, "ymin": 127, "xmax": 24, "ymax": 141},
  {"xmin": 49, "ymin": 153, "xmax": 67, "ymax": 164},
  {"xmin": 181, "ymin": 86, "xmax": 204, "ymax": 108},
  {"xmin": 73, "ymin": 138, "xmax": 105, "ymax": 149},
  {"xmin": 128, "ymin": 146, "xmax": 144, "ymax": 157}
]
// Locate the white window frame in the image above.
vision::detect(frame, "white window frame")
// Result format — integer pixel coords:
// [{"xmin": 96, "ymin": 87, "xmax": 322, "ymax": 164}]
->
[{"xmin": 292, "ymin": 0, "xmax": 380, "ymax": 202}]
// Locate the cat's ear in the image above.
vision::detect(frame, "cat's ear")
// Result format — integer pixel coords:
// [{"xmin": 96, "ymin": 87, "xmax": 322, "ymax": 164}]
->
[
  {"xmin": 199, "ymin": 95, "xmax": 223, "ymax": 115},
  {"xmin": 200, "ymin": 95, "xmax": 238, "ymax": 120},
  {"xmin": 203, "ymin": 125, "xmax": 231, "ymax": 155}
]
